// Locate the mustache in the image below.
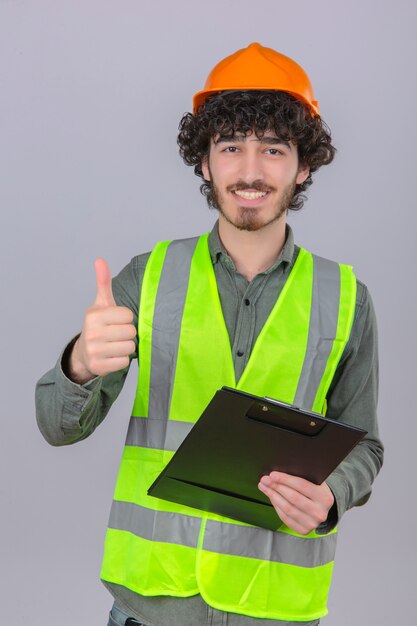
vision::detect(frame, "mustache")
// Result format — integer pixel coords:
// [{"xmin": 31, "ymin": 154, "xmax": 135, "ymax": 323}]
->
[{"xmin": 227, "ymin": 180, "xmax": 276, "ymax": 193}]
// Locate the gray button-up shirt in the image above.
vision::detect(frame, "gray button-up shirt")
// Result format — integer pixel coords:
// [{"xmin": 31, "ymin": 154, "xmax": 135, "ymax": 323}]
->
[{"xmin": 36, "ymin": 223, "xmax": 383, "ymax": 626}]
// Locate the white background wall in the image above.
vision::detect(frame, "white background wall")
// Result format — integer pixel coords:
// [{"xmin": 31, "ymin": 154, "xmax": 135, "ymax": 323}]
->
[{"xmin": 1, "ymin": 1, "xmax": 416, "ymax": 624}]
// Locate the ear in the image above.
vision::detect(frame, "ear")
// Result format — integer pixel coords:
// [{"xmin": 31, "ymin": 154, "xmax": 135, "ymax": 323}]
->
[
  {"xmin": 296, "ymin": 164, "xmax": 310, "ymax": 185},
  {"xmin": 201, "ymin": 155, "xmax": 211, "ymax": 181}
]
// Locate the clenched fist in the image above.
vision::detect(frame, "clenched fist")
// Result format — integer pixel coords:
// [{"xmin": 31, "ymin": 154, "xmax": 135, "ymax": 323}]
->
[{"xmin": 68, "ymin": 259, "xmax": 136, "ymax": 384}]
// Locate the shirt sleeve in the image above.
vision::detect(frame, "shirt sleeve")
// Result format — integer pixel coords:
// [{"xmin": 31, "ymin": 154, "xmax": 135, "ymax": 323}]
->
[
  {"xmin": 35, "ymin": 253, "xmax": 149, "ymax": 446},
  {"xmin": 316, "ymin": 280, "xmax": 383, "ymax": 533}
]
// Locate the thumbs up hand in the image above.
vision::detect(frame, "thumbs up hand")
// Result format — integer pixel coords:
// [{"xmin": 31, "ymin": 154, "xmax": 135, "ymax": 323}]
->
[{"xmin": 68, "ymin": 259, "xmax": 137, "ymax": 384}]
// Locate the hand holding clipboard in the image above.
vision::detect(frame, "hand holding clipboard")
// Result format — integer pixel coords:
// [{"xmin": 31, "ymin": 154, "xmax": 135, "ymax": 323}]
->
[{"xmin": 149, "ymin": 387, "xmax": 366, "ymax": 530}]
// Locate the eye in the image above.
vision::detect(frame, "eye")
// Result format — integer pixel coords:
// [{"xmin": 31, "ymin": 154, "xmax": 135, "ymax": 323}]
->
[
  {"xmin": 265, "ymin": 148, "xmax": 284, "ymax": 156},
  {"xmin": 222, "ymin": 146, "xmax": 239, "ymax": 153}
]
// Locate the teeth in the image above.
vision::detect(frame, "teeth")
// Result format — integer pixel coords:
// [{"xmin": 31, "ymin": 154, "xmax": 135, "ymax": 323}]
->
[{"xmin": 234, "ymin": 190, "xmax": 267, "ymax": 200}]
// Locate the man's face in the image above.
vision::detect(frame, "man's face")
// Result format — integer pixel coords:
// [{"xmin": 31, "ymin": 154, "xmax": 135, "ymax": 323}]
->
[{"xmin": 201, "ymin": 130, "xmax": 309, "ymax": 232}]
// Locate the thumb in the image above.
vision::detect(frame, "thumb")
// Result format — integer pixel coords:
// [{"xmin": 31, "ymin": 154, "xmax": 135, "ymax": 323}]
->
[{"xmin": 94, "ymin": 258, "xmax": 116, "ymax": 307}]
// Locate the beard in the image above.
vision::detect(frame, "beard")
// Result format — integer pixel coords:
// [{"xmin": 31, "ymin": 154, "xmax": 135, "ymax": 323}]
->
[{"xmin": 209, "ymin": 173, "xmax": 297, "ymax": 232}]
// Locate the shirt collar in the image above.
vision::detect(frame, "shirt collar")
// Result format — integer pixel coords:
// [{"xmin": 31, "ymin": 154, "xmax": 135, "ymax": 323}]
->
[{"xmin": 207, "ymin": 220, "xmax": 296, "ymax": 274}]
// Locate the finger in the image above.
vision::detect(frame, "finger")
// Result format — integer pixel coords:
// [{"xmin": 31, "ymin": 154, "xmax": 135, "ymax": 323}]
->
[
  {"xmin": 259, "ymin": 478, "xmax": 330, "ymax": 527},
  {"xmin": 92, "ymin": 340, "xmax": 136, "ymax": 359},
  {"xmin": 258, "ymin": 482, "xmax": 315, "ymax": 534},
  {"xmin": 87, "ymin": 305, "xmax": 134, "ymax": 326},
  {"xmin": 101, "ymin": 323, "xmax": 137, "ymax": 342},
  {"xmin": 259, "ymin": 477, "xmax": 312, "ymax": 514},
  {"xmin": 267, "ymin": 473, "xmax": 334, "ymax": 516},
  {"xmin": 266, "ymin": 472, "xmax": 319, "ymax": 500},
  {"xmin": 94, "ymin": 355, "xmax": 131, "ymax": 377},
  {"xmin": 94, "ymin": 258, "xmax": 116, "ymax": 307},
  {"xmin": 269, "ymin": 482, "xmax": 319, "ymax": 517},
  {"xmin": 260, "ymin": 475, "xmax": 314, "ymax": 506}
]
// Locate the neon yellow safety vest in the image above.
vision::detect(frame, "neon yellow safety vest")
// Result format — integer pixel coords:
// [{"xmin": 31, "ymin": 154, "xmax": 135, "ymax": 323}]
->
[{"xmin": 101, "ymin": 234, "xmax": 357, "ymax": 622}]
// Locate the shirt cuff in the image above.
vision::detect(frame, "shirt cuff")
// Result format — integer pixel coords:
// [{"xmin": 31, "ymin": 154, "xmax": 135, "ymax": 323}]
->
[
  {"xmin": 58, "ymin": 336, "xmax": 102, "ymax": 432},
  {"xmin": 315, "ymin": 474, "xmax": 347, "ymax": 534}
]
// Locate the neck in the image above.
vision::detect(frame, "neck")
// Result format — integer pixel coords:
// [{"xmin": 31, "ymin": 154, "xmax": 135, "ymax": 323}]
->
[{"xmin": 218, "ymin": 216, "xmax": 287, "ymax": 282}]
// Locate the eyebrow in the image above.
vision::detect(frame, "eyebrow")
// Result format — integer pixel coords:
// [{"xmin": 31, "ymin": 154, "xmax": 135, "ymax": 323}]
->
[{"xmin": 214, "ymin": 134, "xmax": 291, "ymax": 149}]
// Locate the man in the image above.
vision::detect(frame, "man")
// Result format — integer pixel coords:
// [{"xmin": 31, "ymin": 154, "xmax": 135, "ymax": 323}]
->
[{"xmin": 36, "ymin": 43, "xmax": 383, "ymax": 626}]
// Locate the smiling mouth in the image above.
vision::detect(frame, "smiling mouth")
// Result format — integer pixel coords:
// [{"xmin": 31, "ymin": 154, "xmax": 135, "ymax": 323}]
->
[{"xmin": 233, "ymin": 190, "xmax": 268, "ymax": 200}]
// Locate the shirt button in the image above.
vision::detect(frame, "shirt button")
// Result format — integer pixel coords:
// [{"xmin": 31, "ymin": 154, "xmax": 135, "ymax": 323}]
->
[
  {"xmin": 237, "ymin": 350, "xmax": 244, "ymax": 357},
  {"xmin": 244, "ymin": 298, "xmax": 250, "ymax": 306}
]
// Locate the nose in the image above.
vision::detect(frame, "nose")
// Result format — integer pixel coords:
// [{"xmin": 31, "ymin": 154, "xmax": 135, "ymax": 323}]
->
[{"xmin": 238, "ymin": 150, "xmax": 263, "ymax": 184}]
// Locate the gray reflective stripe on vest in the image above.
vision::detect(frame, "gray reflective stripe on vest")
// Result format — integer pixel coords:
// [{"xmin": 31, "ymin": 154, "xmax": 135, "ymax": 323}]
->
[
  {"xmin": 148, "ymin": 237, "xmax": 199, "ymax": 425},
  {"xmin": 126, "ymin": 416, "xmax": 194, "ymax": 450},
  {"xmin": 108, "ymin": 500, "xmax": 336, "ymax": 567},
  {"xmin": 203, "ymin": 519, "xmax": 337, "ymax": 567},
  {"xmin": 108, "ymin": 500, "xmax": 201, "ymax": 548},
  {"xmin": 293, "ymin": 254, "xmax": 341, "ymax": 411}
]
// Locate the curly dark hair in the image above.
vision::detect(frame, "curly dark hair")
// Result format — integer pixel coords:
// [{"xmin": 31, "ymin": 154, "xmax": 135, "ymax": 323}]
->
[{"xmin": 177, "ymin": 90, "xmax": 336, "ymax": 211}]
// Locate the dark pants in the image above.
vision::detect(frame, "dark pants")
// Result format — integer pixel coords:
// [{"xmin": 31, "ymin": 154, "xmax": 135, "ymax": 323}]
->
[
  {"xmin": 108, "ymin": 605, "xmax": 144, "ymax": 626},
  {"xmin": 107, "ymin": 602, "xmax": 321, "ymax": 626}
]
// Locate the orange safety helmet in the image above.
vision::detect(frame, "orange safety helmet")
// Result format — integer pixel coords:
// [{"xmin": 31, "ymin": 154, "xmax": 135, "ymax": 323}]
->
[{"xmin": 193, "ymin": 42, "xmax": 320, "ymax": 116}]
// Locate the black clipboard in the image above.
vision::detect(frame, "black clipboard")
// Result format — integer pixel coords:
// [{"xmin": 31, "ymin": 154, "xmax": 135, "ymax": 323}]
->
[{"xmin": 148, "ymin": 387, "xmax": 367, "ymax": 530}]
